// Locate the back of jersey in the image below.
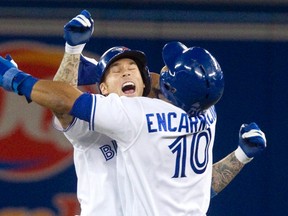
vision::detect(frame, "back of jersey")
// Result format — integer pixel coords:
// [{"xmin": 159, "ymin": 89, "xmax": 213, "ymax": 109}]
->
[{"xmin": 93, "ymin": 94, "xmax": 217, "ymax": 216}]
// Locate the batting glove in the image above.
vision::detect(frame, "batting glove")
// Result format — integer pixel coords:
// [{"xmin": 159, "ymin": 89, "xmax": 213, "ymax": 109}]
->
[
  {"xmin": 64, "ymin": 10, "xmax": 94, "ymax": 54},
  {"xmin": 0, "ymin": 55, "xmax": 19, "ymax": 90},
  {"xmin": 0, "ymin": 54, "xmax": 38, "ymax": 101},
  {"xmin": 235, "ymin": 122, "xmax": 267, "ymax": 164}
]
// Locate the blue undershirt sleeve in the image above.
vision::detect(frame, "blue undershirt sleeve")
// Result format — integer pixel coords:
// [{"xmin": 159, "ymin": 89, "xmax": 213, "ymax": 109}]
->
[{"xmin": 69, "ymin": 93, "xmax": 93, "ymax": 122}]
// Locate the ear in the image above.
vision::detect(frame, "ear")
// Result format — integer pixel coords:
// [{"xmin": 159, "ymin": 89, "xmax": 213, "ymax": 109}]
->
[{"xmin": 99, "ymin": 82, "xmax": 108, "ymax": 95}]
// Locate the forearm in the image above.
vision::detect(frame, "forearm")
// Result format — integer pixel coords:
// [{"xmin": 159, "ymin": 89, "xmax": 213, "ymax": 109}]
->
[
  {"xmin": 211, "ymin": 123, "xmax": 266, "ymax": 196},
  {"xmin": 31, "ymin": 80, "xmax": 82, "ymax": 115},
  {"xmin": 52, "ymin": 8, "xmax": 92, "ymax": 128},
  {"xmin": 211, "ymin": 151, "xmax": 245, "ymax": 194},
  {"xmin": 53, "ymin": 52, "xmax": 80, "ymax": 87},
  {"xmin": 52, "ymin": 52, "xmax": 81, "ymax": 127}
]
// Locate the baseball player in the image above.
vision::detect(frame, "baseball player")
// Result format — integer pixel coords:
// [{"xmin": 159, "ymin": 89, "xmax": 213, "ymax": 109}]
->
[
  {"xmin": 68, "ymin": 9, "xmax": 265, "ymax": 198},
  {"xmin": 52, "ymin": 10, "xmax": 124, "ymax": 216},
  {"xmin": 147, "ymin": 71, "xmax": 260, "ymax": 197},
  {"xmin": 0, "ymin": 10, "xmax": 266, "ymax": 215},
  {"xmin": 53, "ymin": 10, "xmax": 151, "ymax": 216},
  {"xmin": 0, "ymin": 38, "xmax": 266, "ymax": 216}
]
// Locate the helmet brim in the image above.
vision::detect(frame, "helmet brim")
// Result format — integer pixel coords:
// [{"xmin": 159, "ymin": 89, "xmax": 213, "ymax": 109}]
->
[{"xmin": 103, "ymin": 50, "xmax": 147, "ymax": 74}]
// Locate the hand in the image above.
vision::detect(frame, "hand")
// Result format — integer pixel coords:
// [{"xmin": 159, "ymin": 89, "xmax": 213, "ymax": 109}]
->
[
  {"xmin": 64, "ymin": 10, "xmax": 94, "ymax": 46},
  {"xmin": 238, "ymin": 122, "xmax": 267, "ymax": 158},
  {"xmin": 0, "ymin": 54, "xmax": 36, "ymax": 100},
  {"xmin": 0, "ymin": 55, "xmax": 17, "ymax": 87},
  {"xmin": 0, "ymin": 55, "xmax": 17, "ymax": 73}
]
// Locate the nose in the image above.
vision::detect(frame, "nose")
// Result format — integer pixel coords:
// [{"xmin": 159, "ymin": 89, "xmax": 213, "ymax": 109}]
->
[{"xmin": 122, "ymin": 70, "xmax": 131, "ymax": 77}]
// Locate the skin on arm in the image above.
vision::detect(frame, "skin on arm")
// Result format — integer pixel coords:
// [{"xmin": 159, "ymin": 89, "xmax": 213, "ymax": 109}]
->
[
  {"xmin": 52, "ymin": 52, "xmax": 81, "ymax": 128},
  {"xmin": 30, "ymin": 79, "xmax": 83, "ymax": 118},
  {"xmin": 211, "ymin": 151, "xmax": 245, "ymax": 194}
]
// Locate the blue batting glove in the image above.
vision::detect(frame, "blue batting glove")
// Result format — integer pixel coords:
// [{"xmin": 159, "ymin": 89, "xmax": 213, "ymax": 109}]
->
[
  {"xmin": 4, "ymin": 54, "xmax": 18, "ymax": 68},
  {"xmin": 0, "ymin": 55, "xmax": 18, "ymax": 87},
  {"xmin": 0, "ymin": 54, "xmax": 38, "ymax": 102},
  {"xmin": 235, "ymin": 122, "xmax": 267, "ymax": 164},
  {"xmin": 64, "ymin": 10, "xmax": 94, "ymax": 46}
]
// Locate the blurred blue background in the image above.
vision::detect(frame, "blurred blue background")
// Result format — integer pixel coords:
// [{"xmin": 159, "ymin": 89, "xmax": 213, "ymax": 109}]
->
[{"xmin": 0, "ymin": 0, "xmax": 287, "ymax": 215}]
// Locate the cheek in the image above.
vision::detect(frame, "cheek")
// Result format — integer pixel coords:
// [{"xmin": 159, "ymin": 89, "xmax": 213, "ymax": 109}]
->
[
  {"xmin": 107, "ymin": 79, "xmax": 122, "ymax": 92},
  {"xmin": 106, "ymin": 76, "xmax": 120, "ymax": 86},
  {"xmin": 136, "ymin": 74, "xmax": 145, "ymax": 87}
]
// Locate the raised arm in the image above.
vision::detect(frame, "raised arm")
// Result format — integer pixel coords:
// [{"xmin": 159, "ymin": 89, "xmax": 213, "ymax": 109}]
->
[
  {"xmin": 52, "ymin": 53, "xmax": 81, "ymax": 127},
  {"xmin": 53, "ymin": 10, "xmax": 94, "ymax": 128},
  {"xmin": 211, "ymin": 122, "xmax": 267, "ymax": 196},
  {"xmin": 0, "ymin": 53, "xmax": 82, "ymax": 116},
  {"xmin": 211, "ymin": 151, "xmax": 244, "ymax": 195}
]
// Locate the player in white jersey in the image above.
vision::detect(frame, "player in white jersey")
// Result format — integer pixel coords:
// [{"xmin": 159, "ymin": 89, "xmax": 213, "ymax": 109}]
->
[
  {"xmin": 0, "ymin": 10, "xmax": 266, "ymax": 215},
  {"xmin": 92, "ymin": 95, "xmax": 217, "ymax": 215},
  {"xmin": 52, "ymin": 10, "xmax": 124, "ymax": 215},
  {"xmin": 75, "ymin": 40, "xmax": 266, "ymax": 200},
  {"xmin": 52, "ymin": 10, "xmax": 152, "ymax": 216},
  {"xmin": 0, "ymin": 37, "xmax": 266, "ymax": 215},
  {"xmin": 80, "ymin": 44, "xmax": 222, "ymax": 216}
]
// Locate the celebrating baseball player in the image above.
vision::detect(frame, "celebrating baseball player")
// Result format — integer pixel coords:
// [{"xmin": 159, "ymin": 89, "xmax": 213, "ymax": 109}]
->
[
  {"xmin": 68, "ymin": 10, "xmax": 266, "ymax": 200},
  {"xmin": 53, "ymin": 10, "xmax": 123, "ymax": 215},
  {"xmin": 0, "ymin": 10, "xmax": 267, "ymax": 216}
]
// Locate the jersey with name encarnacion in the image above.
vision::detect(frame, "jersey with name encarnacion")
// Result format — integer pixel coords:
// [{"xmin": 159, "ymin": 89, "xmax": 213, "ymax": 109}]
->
[{"xmin": 90, "ymin": 93, "xmax": 217, "ymax": 216}]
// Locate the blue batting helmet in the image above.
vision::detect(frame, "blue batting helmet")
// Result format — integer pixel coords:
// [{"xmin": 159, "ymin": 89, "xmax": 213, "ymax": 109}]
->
[
  {"xmin": 160, "ymin": 41, "xmax": 224, "ymax": 115},
  {"xmin": 95, "ymin": 46, "xmax": 151, "ymax": 96}
]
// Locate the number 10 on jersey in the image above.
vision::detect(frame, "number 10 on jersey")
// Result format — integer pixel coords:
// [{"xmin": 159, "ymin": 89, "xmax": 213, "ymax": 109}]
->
[{"xmin": 169, "ymin": 128, "xmax": 212, "ymax": 178}]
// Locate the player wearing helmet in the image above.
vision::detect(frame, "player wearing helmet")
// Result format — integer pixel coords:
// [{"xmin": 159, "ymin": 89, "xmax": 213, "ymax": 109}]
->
[
  {"xmin": 0, "ymin": 43, "xmax": 266, "ymax": 216},
  {"xmin": 95, "ymin": 46, "xmax": 151, "ymax": 97},
  {"xmin": 52, "ymin": 11, "xmax": 122, "ymax": 216},
  {"xmin": 96, "ymin": 46, "xmax": 150, "ymax": 96},
  {"xmin": 52, "ymin": 10, "xmax": 153, "ymax": 216},
  {"xmin": 54, "ymin": 15, "xmax": 226, "ymax": 214},
  {"xmin": 153, "ymin": 41, "xmax": 266, "ymax": 197},
  {"xmin": 0, "ymin": 10, "xmax": 266, "ymax": 216}
]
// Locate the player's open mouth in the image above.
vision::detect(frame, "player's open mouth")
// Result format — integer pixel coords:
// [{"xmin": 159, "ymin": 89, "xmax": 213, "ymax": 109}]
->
[{"xmin": 122, "ymin": 81, "xmax": 136, "ymax": 94}]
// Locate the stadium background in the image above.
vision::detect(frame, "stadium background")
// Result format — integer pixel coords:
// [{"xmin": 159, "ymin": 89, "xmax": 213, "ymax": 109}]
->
[{"xmin": 0, "ymin": 0, "xmax": 287, "ymax": 215}]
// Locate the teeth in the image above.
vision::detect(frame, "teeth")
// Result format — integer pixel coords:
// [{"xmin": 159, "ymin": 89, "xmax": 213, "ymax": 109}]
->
[
  {"xmin": 123, "ymin": 82, "xmax": 135, "ymax": 87},
  {"xmin": 122, "ymin": 81, "xmax": 136, "ymax": 93}
]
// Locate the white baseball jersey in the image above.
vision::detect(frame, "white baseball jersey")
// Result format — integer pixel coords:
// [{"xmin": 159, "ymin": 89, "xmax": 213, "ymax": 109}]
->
[
  {"xmin": 89, "ymin": 93, "xmax": 217, "ymax": 216},
  {"xmin": 54, "ymin": 118, "xmax": 122, "ymax": 216}
]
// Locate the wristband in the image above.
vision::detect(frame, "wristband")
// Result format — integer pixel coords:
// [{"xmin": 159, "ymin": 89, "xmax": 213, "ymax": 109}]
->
[
  {"xmin": 65, "ymin": 43, "xmax": 85, "ymax": 54},
  {"xmin": 235, "ymin": 146, "xmax": 253, "ymax": 164}
]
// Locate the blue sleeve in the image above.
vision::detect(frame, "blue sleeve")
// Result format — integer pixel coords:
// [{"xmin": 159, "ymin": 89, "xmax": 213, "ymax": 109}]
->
[
  {"xmin": 69, "ymin": 93, "xmax": 93, "ymax": 122},
  {"xmin": 78, "ymin": 55, "xmax": 100, "ymax": 85}
]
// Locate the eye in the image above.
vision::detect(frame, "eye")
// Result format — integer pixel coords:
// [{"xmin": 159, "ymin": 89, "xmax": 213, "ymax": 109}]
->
[
  {"xmin": 109, "ymin": 67, "xmax": 121, "ymax": 74},
  {"xmin": 128, "ymin": 63, "xmax": 138, "ymax": 70}
]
